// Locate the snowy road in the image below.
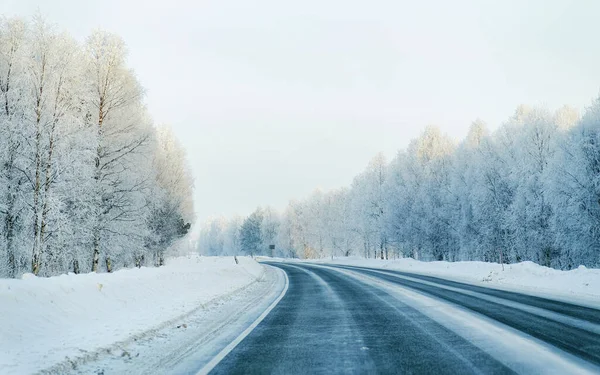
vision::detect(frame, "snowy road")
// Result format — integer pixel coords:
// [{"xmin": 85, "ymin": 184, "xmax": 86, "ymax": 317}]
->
[{"xmin": 206, "ymin": 262, "xmax": 600, "ymax": 375}]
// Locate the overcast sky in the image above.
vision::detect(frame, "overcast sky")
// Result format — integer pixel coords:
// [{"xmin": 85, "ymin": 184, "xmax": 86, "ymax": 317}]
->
[{"xmin": 4, "ymin": 0, "xmax": 600, "ymax": 223}]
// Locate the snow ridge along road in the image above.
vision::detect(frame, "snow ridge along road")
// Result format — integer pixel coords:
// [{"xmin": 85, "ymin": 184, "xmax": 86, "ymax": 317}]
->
[
  {"xmin": 0, "ymin": 256, "xmax": 290, "ymax": 375},
  {"xmin": 208, "ymin": 262, "xmax": 600, "ymax": 375},
  {"xmin": 62, "ymin": 264, "xmax": 287, "ymax": 375}
]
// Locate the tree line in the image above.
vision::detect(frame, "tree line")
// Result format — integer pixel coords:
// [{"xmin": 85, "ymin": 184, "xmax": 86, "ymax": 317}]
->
[
  {"xmin": 0, "ymin": 16, "xmax": 194, "ymax": 278},
  {"xmin": 199, "ymin": 98, "xmax": 600, "ymax": 270}
]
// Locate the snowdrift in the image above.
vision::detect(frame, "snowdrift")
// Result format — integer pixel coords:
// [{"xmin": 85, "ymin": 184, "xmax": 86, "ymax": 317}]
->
[{"xmin": 0, "ymin": 255, "xmax": 263, "ymax": 374}]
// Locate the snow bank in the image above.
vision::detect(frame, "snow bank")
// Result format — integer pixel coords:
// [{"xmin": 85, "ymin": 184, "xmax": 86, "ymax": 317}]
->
[
  {"xmin": 0, "ymin": 255, "xmax": 264, "ymax": 375},
  {"xmin": 296, "ymin": 257, "xmax": 600, "ymax": 306}
]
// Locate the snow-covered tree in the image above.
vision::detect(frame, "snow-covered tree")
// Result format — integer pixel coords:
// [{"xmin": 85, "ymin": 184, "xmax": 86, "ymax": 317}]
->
[
  {"xmin": 0, "ymin": 16, "xmax": 194, "ymax": 278},
  {"xmin": 549, "ymin": 97, "xmax": 600, "ymax": 268},
  {"xmin": 240, "ymin": 208, "xmax": 264, "ymax": 257}
]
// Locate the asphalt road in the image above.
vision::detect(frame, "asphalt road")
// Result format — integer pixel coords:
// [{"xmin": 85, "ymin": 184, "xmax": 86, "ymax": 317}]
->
[
  {"xmin": 329, "ymin": 264, "xmax": 600, "ymax": 366},
  {"xmin": 211, "ymin": 262, "xmax": 545, "ymax": 375}
]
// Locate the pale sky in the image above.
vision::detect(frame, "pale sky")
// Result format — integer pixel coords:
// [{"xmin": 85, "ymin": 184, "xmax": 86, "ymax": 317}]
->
[{"xmin": 4, "ymin": 0, "xmax": 600, "ymax": 223}]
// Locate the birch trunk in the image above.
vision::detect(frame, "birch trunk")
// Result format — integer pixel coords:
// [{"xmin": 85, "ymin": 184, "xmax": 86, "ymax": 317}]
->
[{"xmin": 31, "ymin": 58, "xmax": 46, "ymax": 275}]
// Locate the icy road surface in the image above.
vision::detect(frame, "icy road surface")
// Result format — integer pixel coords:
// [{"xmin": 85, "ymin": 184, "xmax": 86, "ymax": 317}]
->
[{"xmin": 206, "ymin": 262, "xmax": 600, "ymax": 375}]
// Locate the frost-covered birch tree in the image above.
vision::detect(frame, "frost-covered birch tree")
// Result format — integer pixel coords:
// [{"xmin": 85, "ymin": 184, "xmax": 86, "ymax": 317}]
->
[
  {"xmin": 199, "ymin": 97, "xmax": 600, "ymax": 269},
  {"xmin": 0, "ymin": 16, "xmax": 194, "ymax": 278}
]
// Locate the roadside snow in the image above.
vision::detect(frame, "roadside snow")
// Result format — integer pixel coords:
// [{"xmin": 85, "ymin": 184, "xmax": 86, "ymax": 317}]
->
[
  {"xmin": 64, "ymin": 265, "xmax": 286, "ymax": 375},
  {"xmin": 0, "ymin": 255, "xmax": 265, "ymax": 375},
  {"xmin": 274, "ymin": 257, "xmax": 600, "ymax": 307}
]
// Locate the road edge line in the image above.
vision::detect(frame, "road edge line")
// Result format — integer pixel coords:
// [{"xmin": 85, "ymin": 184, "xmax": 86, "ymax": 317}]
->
[{"xmin": 196, "ymin": 265, "xmax": 289, "ymax": 375}]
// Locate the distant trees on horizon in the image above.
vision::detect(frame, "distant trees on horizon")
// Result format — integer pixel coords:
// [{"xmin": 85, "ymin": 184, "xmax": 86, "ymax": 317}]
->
[
  {"xmin": 0, "ymin": 15, "xmax": 194, "ymax": 278},
  {"xmin": 199, "ymin": 100, "xmax": 600, "ymax": 270}
]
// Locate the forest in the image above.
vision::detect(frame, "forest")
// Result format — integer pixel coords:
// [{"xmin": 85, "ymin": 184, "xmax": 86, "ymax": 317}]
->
[
  {"xmin": 0, "ymin": 16, "xmax": 194, "ymax": 278},
  {"xmin": 199, "ymin": 100, "xmax": 600, "ymax": 270}
]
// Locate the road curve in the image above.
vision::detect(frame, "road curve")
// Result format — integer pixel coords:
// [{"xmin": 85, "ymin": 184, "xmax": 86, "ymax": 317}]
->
[{"xmin": 209, "ymin": 263, "xmax": 516, "ymax": 374}]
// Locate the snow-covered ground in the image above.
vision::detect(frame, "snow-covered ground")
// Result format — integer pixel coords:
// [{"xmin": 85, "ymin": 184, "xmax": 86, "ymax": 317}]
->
[
  {"xmin": 262, "ymin": 256, "xmax": 600, "ymax": 307},
  {"xmin": 0, "ymin": 255, "xmax": 270, "ymax": 375}
]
